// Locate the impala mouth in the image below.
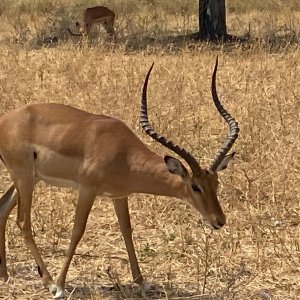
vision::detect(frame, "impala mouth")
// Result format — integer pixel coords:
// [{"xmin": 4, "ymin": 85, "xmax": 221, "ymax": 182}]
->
[
  {"xmin": 212, "ymin": 219, "xmax": 225, "ymax": 230},
  {"xmin": 212, "ymin": 224, "xmax": 222, "ymax": 230},
  {"xmin": 204, "ymin": 219, "xmax": 224, "ymax": 230}
]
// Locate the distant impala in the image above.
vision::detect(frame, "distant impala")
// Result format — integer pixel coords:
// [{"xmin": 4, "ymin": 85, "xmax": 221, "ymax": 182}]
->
[
  {"xmin": 0, "ymin": 58, "xmax": 239, "ymax": 298},
  {"xmin": 68, "ymin": 6, "xmax": 115, "ymax": 37}
]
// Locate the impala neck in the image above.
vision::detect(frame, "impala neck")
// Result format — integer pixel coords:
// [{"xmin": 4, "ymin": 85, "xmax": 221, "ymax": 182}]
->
[{"xmin": 128, "ymin": 151, "xmax": 188, "ymax": 200}]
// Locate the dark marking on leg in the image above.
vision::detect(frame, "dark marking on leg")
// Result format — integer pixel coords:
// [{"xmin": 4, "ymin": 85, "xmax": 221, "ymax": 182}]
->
[
  {"xmin": 37, "ymin": 265, "xmax": 42, "ymax": 277},
  {"xmin": 33, "ymin": 152, "xmax": 37, "ymax": 159},
  {"xmin": 0, "ymin": 256, "xmax": 2, "ymax": 264}
]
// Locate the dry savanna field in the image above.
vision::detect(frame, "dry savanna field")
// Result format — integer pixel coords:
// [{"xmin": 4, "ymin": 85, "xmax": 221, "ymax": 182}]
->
[{"xmin": 0, "ymin": 0, "xmax": 299, "ymax": 299}]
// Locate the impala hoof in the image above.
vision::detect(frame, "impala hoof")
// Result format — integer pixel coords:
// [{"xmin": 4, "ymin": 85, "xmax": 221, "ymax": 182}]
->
[
  {"xmin": 54, "ymin": 286, "xmax": 64, "ymax": 299},
  {"xmin": 48, "ymin": 283, "xmax": 57, "ymax": 294}
]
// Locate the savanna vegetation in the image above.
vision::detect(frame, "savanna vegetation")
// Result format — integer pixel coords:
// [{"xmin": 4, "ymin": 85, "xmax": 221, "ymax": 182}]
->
[{"xmin": 0, "ymin": 0, "xmax": 299, "ymax": 299}]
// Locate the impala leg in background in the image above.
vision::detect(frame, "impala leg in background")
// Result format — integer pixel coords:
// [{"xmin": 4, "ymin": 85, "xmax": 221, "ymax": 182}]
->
[
  {"xmin": 0, "ymin": 184, "xmax": 17, "ymax": 281},
  {"xmin": 113, "ymin": 197, "xmax": 144, "ymax": 285},
  {"xmin": 86, "ymin": 23, "xmax": 92, "ymax": 35},
  {"xmin": 15, "ymin": 179, "xmax": 55, "ymax": 292},
  {"xmin": 54, "ymin": 189, "xmax": 96, "ymax": 299}
]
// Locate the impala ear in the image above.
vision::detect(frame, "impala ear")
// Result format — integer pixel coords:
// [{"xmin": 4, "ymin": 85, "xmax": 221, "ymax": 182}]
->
[
  {"xmin": 164, "ymin": 156, "xmax": 189, "ymax": 180},
  {"xmin": 216, "ymin": 152, "xmax": 236, "ymax": 172}
]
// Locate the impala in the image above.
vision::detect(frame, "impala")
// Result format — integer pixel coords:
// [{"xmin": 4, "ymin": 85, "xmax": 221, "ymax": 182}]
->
[
  {"xmin": 0, "ymin": 58, "xmax": 239, "ymax": 298},
  {"xmin": 68, "ymin": 6, "xmax": 115, "ymax": 37}
]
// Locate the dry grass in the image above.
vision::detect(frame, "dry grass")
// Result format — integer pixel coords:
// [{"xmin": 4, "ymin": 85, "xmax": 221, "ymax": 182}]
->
[{"xmin": 0, "ymin": 1, "xmax": 299, "ymax": 299}]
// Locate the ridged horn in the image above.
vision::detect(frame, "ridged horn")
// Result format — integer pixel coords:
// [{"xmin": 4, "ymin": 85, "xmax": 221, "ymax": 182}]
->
[
  {"xmin": 209, "ymin": 57, "xmax": 239, "ymax": 172},
  {"xmin": 140, "ymin": 63, "xmax": 202, "ymax": 176}
]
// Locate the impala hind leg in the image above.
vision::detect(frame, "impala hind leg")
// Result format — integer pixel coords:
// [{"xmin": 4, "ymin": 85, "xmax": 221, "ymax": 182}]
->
[
  {"xmin": 85, "ymin": 23, "xmax": 92, "ymax": 36},
  {"xmin": 113, "ymin": 197, "xmax": 144, "ymax": 285},
  {"xmin": 102, "ymin": 18, "xmax": 115, "ymax": 37},
  {"xmin": 15, "ymin": 180, "xmax": 55, "ymax": 292},
  {"xmin": 54, "ymin": 189, "xmax": 96, "ymax": 299},
  {"xmin": 0, "ymin": 184, "xmax": 17, "ymax": 281}
]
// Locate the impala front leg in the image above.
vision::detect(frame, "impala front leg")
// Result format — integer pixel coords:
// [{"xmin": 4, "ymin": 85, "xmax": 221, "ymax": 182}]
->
[
  {"xmin": 54, "ymin": 188, "xmax": 96, "ymax": 299},
  {"xmin": 15, "ymin": 179, "xmax": 55, "ymax": 292},
  {"xmin": 113, "ymin": 197, "xmax": 144, "ymax": 285},
  {"xmin": 0, "ymin": 184, "xmax": 17, "ymax": 281}
]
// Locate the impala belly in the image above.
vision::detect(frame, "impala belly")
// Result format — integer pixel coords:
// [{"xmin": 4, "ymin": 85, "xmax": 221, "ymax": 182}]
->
[
  {"xmin": 94, "ymin": 17, "xmax": 107, "ymax": 23},
  {"xmin": 32, "ymin": 144, "xmax": 81, "ymax": 189},
  {"xmin": 35, "ymin": 171, "xmax": 79, "ymax": 189}
]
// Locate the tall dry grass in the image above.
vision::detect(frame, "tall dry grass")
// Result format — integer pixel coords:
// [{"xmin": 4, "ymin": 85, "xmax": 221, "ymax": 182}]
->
[{"xmin": 0, "ymin": 1, "xmax": 299, "ymax": 299}]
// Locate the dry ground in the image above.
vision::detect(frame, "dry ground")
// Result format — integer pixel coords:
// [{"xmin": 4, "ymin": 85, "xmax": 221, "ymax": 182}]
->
[{"xmin": 0, "ymin": 1, "xmax": 299, "ymax": 299}]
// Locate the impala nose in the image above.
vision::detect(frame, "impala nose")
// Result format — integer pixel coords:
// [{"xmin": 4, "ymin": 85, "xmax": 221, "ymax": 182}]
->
[
  {"xmin": 212, "ymin": 222, "xmax": 224, "ymax": 230},
  {"xmin": 211, "ymin": 215, "xmax": 226, "ymax": 229}
]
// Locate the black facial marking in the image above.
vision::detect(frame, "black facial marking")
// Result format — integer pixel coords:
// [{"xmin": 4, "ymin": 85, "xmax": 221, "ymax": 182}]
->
[
  {"xmin": 33, "ymin": 152, "xmax": 37, "ymax": 159},
  {"xmin": 37, "ymin": 265, "xmax": 42, "ymax": 277}
]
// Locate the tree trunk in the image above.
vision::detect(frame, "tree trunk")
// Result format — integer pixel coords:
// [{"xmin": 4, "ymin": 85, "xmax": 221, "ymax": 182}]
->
[{"xmin": 199, "ymin": 0, "xmax": 227, "ymax": 40}]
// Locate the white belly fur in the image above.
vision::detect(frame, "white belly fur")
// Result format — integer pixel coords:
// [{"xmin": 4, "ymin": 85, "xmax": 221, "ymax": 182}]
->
[{"xmin": 36, "ymin": 170, "xmax": 79, "ymax": 189}]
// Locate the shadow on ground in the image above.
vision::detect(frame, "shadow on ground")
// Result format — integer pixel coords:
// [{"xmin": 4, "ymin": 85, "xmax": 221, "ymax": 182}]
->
[
  {"xmin": 65, "ymin": 282, "xmax": 221, "ymax": 300},
  {"xmin": 19, "ymin": 27, "xmax": 299, "ymax": 55}
]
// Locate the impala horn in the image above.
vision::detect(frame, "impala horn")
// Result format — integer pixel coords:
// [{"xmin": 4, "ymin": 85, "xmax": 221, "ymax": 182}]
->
[
  {"xmin": 140, "ymin": 58, "xmax": 239, "ymax": 175},
  {"xmin": 140, "ymin": 63, "xmax": 202, "ymax": 176},
  {"xmin": 209, "ymin": 57, "xmax": 239, "ymax": 172}
]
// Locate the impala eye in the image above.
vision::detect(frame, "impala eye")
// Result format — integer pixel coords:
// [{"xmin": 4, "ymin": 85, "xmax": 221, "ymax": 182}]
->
[{"xmin": 191, "ymin": 184, "xmax": 203, "ymax": 193}]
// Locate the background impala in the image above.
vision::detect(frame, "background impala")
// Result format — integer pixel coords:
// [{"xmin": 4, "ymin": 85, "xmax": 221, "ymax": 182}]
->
[{"xmin": 68, "ymin": 6, "xmax": 115, "ymax": 37}]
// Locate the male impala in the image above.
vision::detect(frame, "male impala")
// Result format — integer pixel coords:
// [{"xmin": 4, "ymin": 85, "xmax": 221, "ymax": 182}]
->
[
  {"xmin": 68, "ymin": 6, "xmax": 115, "ymax": 37},
  {"xmin": 0, "ymin": 58, "xmax": 239, "ymax": 298}
]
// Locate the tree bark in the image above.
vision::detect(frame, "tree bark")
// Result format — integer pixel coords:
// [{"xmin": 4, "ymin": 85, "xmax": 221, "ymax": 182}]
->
[{"xmin": 198, "ymin": 0, "xmax": 227, "ymax": 40}]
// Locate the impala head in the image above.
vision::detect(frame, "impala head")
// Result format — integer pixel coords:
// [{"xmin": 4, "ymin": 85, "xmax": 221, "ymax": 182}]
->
[
  {"xmin": 75, "ymin": 22, "xmax": 86, "ymax": 35},
  {"xmin": 140, "ymin": 58, "xmax": 239, "ymax": 229}
]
